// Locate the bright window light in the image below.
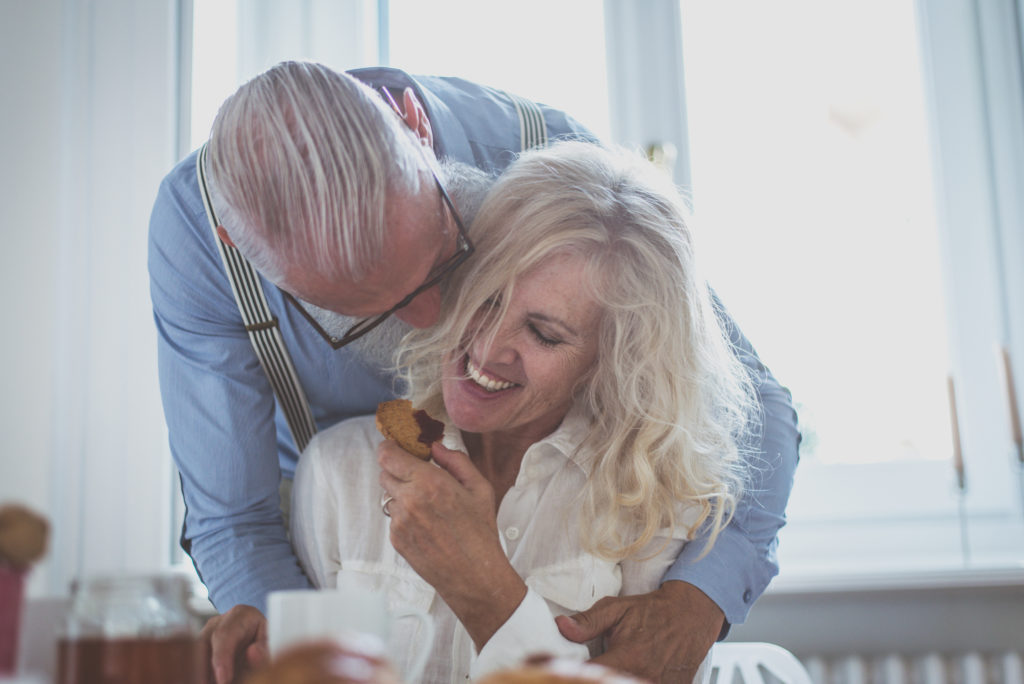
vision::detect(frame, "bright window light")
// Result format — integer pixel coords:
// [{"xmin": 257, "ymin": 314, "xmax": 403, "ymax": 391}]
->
[
  {"xmin": 387, "ymin": 0, "xmax": 611, "ymax": 142},
  {"xmin": 680, "ymin": 0, "xmax": 951, "ymax": 469}
]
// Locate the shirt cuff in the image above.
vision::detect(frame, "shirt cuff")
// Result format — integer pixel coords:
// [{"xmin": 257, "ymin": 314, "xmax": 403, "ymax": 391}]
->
[
  {"xmin": 662, "ymin": 527, "xmax": 777, "ymax": 626},
  {"xmin": 471, "ymin": 589, "xmax": 590, "ymax": 679}
]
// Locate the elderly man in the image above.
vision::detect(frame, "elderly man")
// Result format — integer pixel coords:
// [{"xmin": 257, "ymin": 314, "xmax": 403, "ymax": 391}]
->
[{"xmin": 148, "ymin": 61, "xmax": 798, "ymax": 684}]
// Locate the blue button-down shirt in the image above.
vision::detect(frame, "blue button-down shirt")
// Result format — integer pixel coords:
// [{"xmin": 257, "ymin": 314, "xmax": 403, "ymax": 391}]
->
[{"xmin": 147, "ymin": 67, "xmax": 799, "ymax": 626}]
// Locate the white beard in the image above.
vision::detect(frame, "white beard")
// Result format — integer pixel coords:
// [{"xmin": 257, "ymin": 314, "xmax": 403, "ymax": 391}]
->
[{"xmin": 300, "ymin": 303, "xmax": 412, "ymax": 371}]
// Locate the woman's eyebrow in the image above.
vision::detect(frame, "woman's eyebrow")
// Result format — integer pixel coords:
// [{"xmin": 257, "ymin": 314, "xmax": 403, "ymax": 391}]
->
[{"xmin": 527, "ymin": 311, "xmax": 580, "ymax": 338}]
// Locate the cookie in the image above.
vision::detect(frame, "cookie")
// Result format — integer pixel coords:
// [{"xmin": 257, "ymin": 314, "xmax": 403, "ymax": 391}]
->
[{"xmin": 375, "ymin": 399, "xmax": 444, "ymax": 460}]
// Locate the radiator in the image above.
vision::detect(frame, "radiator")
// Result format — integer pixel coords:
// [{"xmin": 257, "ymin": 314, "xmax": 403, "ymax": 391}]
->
[{"xmin": 800, "ymin": 651, "xmax": 1023, "ymax": 684}]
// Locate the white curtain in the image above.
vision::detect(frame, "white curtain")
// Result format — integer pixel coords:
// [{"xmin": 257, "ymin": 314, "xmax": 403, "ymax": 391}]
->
[{"xmin": 1, "ymin": 0, "xmax": 183, "ymax": 597}]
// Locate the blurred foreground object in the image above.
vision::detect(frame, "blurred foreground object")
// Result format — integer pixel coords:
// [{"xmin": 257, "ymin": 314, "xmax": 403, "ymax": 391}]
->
[
  {"xmin": 0, "ymin": 504, "xmax": 49, "ymax": 568},
  {"xmin": 708, "ymin": 643, "xmax": 812, "ymax": 684},
  {"xmin": 0, "ymin": 503, "xmax": 50, "ymax": 675},
  {"xmin": 56, "ymin": 573, "xmax": 206, "ymax": 684},
  {"xmin": 244, "ymin": 639, "xmax": 402, "ymax": 684},
  {"xmin": 477, "ymin": 655, "xmax": 652, "ymax": 683}
]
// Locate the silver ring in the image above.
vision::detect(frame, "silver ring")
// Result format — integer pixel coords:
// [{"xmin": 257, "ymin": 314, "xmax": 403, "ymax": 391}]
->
[{"xmin": 381, "ymin": 495, "xmax": 394, "ymax": 517}]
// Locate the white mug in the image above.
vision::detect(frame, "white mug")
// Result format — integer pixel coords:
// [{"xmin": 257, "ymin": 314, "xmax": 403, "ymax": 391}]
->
[{"xmin": 267, "ymin": 583, "xmax": 434, "ymax": 682}]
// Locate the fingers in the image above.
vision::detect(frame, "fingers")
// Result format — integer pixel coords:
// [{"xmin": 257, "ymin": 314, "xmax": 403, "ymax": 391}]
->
[
  {"xmin": 200, "ymin": 605, "xmax": 267, "ymax": 684},
  {"xmin": 555, "ymin": 596, "xmax": 628, "ymax": 643},
  {"xmin": 378, "ymin": 440, "xmax": 482, "ymax": 495},
  {"xmin": 245, "ymin": 638, "xmax": 270, "ymax": 672},
  {"xmin": 430, "ymin": 443, "xmax": 486, "ymax": 490},
  {"xmin": 555, "ymin": 614, "xmax": 590, "ymax": 643},
  {"xmin": 377, "ymin": 440, "xmax": 421, "ymax": 481}
]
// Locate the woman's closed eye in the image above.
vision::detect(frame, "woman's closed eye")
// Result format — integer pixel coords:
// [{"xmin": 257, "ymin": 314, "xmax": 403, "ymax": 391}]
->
[{"xmin": 528, "ymin": 322, "xmax": 562, "ymax": 348}]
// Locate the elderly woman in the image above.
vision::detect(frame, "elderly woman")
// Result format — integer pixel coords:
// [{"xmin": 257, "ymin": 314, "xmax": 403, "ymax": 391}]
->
[{"xmin": 291, "ymin": 141, "xmax": 756, "ymax": 683}]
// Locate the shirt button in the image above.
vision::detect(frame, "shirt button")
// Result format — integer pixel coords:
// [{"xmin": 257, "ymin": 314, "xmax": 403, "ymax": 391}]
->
[
  {"xmin": 743, "ymin": 589, "xmax": 753, "ymax": 603},
  {"xmin": 505, "ymin": 526, "xmax": 520, "ymax": 540}
]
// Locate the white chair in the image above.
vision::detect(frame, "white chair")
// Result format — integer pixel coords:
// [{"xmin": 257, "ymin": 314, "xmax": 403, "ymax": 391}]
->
[{"xmin": 709, "ymin": 642, "xmax": 814, "ymax": 684}]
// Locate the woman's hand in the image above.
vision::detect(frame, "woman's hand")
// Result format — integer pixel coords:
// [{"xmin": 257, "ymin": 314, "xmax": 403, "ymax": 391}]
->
[{"xmin": 378, "ymin": 441, "xmax": 527, "ymax": 649}]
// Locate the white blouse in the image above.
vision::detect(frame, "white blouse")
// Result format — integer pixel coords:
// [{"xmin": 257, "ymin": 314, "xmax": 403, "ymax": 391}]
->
[{"xmin": 291, "ymin": 407, "xmax": 708, "ymax": 683}]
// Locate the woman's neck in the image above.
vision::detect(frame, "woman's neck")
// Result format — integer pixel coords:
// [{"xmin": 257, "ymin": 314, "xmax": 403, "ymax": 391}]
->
[{"xmin": 460, "ymin": 430, "xmax": 535, "ymax": 507}]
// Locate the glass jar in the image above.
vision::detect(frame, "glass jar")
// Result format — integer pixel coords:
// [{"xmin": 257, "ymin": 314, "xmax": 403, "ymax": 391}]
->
[{"xmin": 57, "ymin": 573, "xmax": 207, "ymax": 684}]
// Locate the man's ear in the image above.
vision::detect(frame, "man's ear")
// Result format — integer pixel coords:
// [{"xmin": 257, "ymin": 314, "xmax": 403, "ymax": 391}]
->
[
  {"xmin": 400, "ymin": 87, "xmax": 434, "ymax": 149},
  {"xmin": 215, "ymin": 225, "xmax": 236, "ymax": 248}
]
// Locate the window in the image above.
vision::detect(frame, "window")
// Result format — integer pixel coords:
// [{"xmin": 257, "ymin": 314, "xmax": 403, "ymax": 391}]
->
[
  {"xmin": 189, "ymin": 0, "xmax": 381, "ymax": 152},
  {"xmin": 189, "ymin": 0, "xmax": 611, "ymax": 149},
  {"xmin": 386, "ymin": 0, "xmax": 611, "ymax": 142},
  {"xmin": 677, "ymin": 0, "xmax": 1024, "ymax": 580},
  {"xmin": 183, "ymin": 0, "xmax": 1024, "ymax": 587}
]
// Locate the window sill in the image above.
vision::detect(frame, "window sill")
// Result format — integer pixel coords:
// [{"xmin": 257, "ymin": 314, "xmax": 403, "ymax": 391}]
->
[{"xmin": 766, "ymin": 563, "xmax": 1024, "ymax": 596}]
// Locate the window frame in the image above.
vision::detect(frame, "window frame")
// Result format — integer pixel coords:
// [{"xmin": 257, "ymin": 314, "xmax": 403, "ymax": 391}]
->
[
  {"xmin": 650, "ymin": 0, "xmax": 1024, "ymax": 579},
  {"xmin": 175, "ymin": 0, "xmax": 1024, "ymax": 587}
]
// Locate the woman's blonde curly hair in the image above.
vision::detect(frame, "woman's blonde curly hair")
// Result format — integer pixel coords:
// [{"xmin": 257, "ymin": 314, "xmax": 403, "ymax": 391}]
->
[{"xmin": 398, "ymin": 141, "xmax": 758, "ymax": 561}]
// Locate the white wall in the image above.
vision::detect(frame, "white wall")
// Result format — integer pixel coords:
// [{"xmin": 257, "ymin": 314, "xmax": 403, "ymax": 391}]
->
[
  {"xmin": 1, "ymin": 0, "xmax": 64, "ymax": 594},
  {"xmin": 0, "ymin": 0, "xmax": 181, "ymax": 597},
  {"xmin": 731, "ymin": 571, "xmax": 1024, "ymax": 657}
]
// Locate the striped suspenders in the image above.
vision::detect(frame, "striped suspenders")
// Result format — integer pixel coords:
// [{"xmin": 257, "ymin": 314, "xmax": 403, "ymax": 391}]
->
[
  {"xmin": 196, "ymin": 144, "xmax": 318, "ymax": 452},
  {"xmin": 197, "ymin": 92, "xmax": 548, "ymax": 453},
  {"xmin": 509, "ymin": 93, "xmax": 549, "ymax": 150}
]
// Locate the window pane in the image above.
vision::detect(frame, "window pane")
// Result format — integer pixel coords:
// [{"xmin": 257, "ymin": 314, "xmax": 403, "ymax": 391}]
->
[
  {"xmin": 190, "ymin": 0, "xmax": 380, "ymax": 151},
  {"xmin": 387, "ymin": 0, "xmax": 611, "ymax": 142},
  {"xmin": 674, "ymin": 0, "xmax": 1001, "ymax": 575},
  {"xmin": 679, "ymin": 0, "xmax": 952, "ymax": 469},
  {"xmin": 190, "ymin": 0, "xmax": 239, "ymax": 150}
]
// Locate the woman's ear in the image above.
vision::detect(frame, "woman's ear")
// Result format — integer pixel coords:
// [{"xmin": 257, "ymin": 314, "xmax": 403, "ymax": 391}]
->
[{"xmin": 400, "ymin": 87, "xmax": 434, "ymax": 149}]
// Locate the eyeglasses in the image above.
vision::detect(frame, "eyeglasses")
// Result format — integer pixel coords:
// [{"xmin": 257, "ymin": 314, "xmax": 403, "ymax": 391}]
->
[{"xmin": 288, "ymin": 88, "xmax": 474, "ymax": 350}]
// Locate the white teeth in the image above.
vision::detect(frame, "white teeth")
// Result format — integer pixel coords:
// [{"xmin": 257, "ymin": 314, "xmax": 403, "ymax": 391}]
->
[{"xmin": 466, "ymin": 358, "xmax": 516, "ymax": 392}]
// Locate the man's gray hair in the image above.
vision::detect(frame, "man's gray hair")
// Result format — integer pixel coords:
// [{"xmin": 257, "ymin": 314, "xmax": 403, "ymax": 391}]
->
[
  {"xmin": 298, "ymin": 159, "xmax": 496, "ymax": 372},
  {"xmin": 205, "ymin": 61, "xmax": 424, "ymax": 284}
]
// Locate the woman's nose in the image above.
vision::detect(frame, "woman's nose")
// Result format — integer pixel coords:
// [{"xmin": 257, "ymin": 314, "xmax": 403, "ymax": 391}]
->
[{"xmin": 470, "ymin": 322, "xmax": 520, "ymax": 366}]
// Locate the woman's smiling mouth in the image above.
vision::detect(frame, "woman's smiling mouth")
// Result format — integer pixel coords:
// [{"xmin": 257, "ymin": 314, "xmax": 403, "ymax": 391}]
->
[{"xmin": 465, "ymin": 356, "xmax": 519, "ymax": 393}]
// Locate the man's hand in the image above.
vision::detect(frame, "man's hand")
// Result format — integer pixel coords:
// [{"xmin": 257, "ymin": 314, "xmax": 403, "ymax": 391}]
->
[
  {"xmin": 199, "ymin": 604, "xmax": 270, "ymax": 684},
  {"xmin": 555, "ymin": 581, "xmax": 724, "ymax": 684}
]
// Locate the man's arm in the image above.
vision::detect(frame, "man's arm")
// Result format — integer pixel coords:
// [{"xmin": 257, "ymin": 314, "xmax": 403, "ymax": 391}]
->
[
  {"xmin": 556, "ymin": 581, "xmax": 722, "ymax": 683},
  {"xmin": 148, "ymin": 152, "xmax": 312, "ymax": 612},
  {"xmin": 559, "ymin": 292, "xmax": 799, "ymax": 682},
  {"xmin": 666, "ymin": 290, "xmax": 799, "ymax": 625}
]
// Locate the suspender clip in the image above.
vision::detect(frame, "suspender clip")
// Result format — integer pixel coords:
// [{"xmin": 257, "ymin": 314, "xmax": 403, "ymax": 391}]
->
[{"xmin": 244, "ymin": 318, "xmax": 279, "ymax": 333}]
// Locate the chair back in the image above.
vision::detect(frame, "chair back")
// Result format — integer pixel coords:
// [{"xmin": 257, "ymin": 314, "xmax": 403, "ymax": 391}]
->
[{"xmin": 709, "ymin": 642, "xmax": 814, "ymax": 684}]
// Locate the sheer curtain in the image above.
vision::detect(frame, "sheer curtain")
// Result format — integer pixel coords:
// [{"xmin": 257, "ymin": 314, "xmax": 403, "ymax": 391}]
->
[{"xmin": 0, "ymin": 0, "xmax": 185, "ymax": 598}]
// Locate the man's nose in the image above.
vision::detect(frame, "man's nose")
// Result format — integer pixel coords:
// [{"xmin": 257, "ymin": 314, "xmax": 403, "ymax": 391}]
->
[{"xmin": 393, "ymin": 285, "xmax": 442, "ymax": 328}]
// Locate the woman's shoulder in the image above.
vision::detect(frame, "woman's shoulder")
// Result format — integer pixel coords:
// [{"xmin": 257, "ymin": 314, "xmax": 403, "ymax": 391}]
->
[{"xmin": 303, "ymin": 414, "xmax": 382, "ymax": 467}]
